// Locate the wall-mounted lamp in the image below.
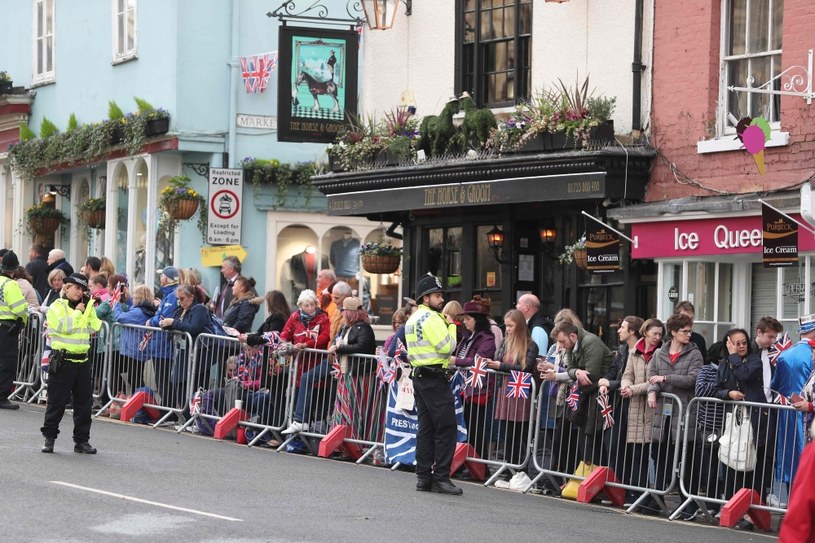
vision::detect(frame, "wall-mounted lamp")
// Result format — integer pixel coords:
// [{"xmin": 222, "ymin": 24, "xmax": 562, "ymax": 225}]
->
[
  {"xmin": 539, "ymin": 227, "xmax": 557, "ymax": 244},
  {"xmin": 46, "ymin": 184, "xmax": 71, "ymax": 200},
  {"xmin": 486, "ymin": 225, "xmax": 507, "ymax": 264},
  {"xmin": 362, "ymin": 0, "xmax": 412, "ymax": 30}
]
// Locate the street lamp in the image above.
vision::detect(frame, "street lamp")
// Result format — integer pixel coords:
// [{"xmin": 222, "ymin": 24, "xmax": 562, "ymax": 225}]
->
[
  {"xmin": 539, "ymin": 227, "xmax": 557, "ymax": 244},
  {"xmin": 486, "ymin": 225, "xmax": 506, "ymax": 263},
  {"xmin": 361, "ymin": 0, "xmax": 412, "ymax": 30}
]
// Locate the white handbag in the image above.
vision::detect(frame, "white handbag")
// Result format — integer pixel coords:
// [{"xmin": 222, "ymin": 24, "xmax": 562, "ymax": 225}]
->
[{"xmin": 718, "ymin": 405, "xmax": 757, "ymax": 472}]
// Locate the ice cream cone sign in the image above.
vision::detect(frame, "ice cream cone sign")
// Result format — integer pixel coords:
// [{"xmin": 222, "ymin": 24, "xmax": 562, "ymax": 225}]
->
[{"xmin": 736, "ymin": 116, "xmax": 771, "ymax": 175}]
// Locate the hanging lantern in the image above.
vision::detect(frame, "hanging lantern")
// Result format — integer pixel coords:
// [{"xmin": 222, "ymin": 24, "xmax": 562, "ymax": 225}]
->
[{"xmin": 362, "ymin": 0, "xmax": 411, "ymax": 30}]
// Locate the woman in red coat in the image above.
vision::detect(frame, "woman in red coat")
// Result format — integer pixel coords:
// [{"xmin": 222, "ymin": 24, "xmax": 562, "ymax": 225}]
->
[{"xmin": 280, "ymin": 289, "xmax": 330, "ymax": 385}]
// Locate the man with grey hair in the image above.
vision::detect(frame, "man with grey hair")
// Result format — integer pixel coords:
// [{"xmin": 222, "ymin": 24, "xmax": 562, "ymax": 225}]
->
[
  {"xmin": 330, "ymin": 281, "xmax": 352, "ymax": 341},
  {"xmin": 46, "ymin": 248, "xmax": 74, "ymax": 278},
  {"xmin": 211, "ymin": 256, "xmax": 242, "ymax": 318}
]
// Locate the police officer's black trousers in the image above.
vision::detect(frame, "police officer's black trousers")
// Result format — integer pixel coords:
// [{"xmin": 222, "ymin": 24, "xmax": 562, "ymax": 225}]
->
[
  {"xmin": 413, "ymin": 374, "xmax": 456, "ymax": 481},
  {"xmin": 41, "ymin": 360, "xmax": 93, "ymax": 443},
  {"xmin": 0, "ymin": 328, "xmax": 19, "ymax": 398}
]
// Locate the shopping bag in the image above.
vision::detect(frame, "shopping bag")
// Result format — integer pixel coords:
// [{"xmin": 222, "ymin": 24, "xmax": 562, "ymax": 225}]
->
[{"xmin": 718, "ymin": 405, "xmax": 756, "ymax": 472}]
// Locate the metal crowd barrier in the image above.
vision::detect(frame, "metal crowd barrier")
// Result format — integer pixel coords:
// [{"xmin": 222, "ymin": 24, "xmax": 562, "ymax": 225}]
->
[
  {"xmin": 90, "ymin": 320, "xmax": 110, "ymax": 407},
  {"xmin": 241, "ymin": 344, "xmax": 298, "ymax": 448},
  {"xmin": 676, "ymin": 397, "xmax": 794, "ymax": 522},
  {"xmin": 459, "ymin": 368, "xmax": 538, "ymax": 486},
  {"xmin": 96, "ymin": 323, "xmax": 192, "ymax": 427},
  {"xmin": 9, "ymin": 310, "xmax": 45, "ymax": 403},
  {"xmin": 178, "ymin": 332, "xmax": 243, "ymax": 434}
]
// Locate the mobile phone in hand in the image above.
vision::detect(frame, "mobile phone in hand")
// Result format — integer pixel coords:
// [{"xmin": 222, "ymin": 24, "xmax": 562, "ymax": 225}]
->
[{"xmin": 790, "ymin": 393, "xmax": 804, "ymax": 403}]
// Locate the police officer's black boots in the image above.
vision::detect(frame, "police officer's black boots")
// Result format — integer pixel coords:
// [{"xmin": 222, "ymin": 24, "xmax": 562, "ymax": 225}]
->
[
  {"xmin": 74, "ymin": 442, "xmax": 97, "ymax": 454},
  {"xmin": 42, "ymin": 439, "xmax": 55, "ymax": 453}
]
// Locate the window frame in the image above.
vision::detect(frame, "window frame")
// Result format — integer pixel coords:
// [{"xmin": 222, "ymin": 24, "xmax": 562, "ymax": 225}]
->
[
  {"xmin": 32, "ymin": 0, "xmax": 56, "ymax": 86},
  {"xmin": 455, "ymin": 0, "xmax": 532, "ymax": 109},
  {"xmin": 716, "ymin": 0, "xmax": 783, "ymax": 137},
  {"xmin": 112, "ymin": 0, "xmax": 138, "ymax": 63}
]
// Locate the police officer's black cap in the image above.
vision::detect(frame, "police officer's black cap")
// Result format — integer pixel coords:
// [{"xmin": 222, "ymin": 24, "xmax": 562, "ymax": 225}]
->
[
  {"xmin": 0, "ymin": 250, "xmax": 20, "ymax": 273},
  {"xmin": 64, "ymin": 273, "xmax": 90, "ymax": 292},
  {"xmin": 415, "ymin": 273, "xmax": 443, "ymax": 299}
]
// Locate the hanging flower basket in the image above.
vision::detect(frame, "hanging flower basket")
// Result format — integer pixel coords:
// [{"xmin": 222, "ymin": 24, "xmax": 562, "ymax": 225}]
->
[
  {"xmin": 362, "ymin": 254, "xmax": 401, "ymax": 274},
  {"xmin": 166, "ymin": 198, "xmax": 199, "ymax": 220},
  {"xmin": 82, "ymin": 210, "xmax": 106, "ymax": 229},
  {"xmin": 29, "ymin": 217, "xmax": 61, "ymax": 235},
  {"xmin": 574, "ymin": 248, "xmax": 588, "ymax": 269}
]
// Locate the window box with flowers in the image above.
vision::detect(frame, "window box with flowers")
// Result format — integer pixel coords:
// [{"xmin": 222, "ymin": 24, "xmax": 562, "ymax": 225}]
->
[
  {"xmin": 486, "ymin": 76, "xmax": 616, "ymax": 154},
  {"xmin": 158, "ymin": 175, "xmax": 207, "ymax": 240},
  {"xmin": 360, "ymin": 239, "xmax": 403, "ymax": 274},
  {"xmin": 558, "ymin": 237, "xmax": 588, "ymax": 269}
]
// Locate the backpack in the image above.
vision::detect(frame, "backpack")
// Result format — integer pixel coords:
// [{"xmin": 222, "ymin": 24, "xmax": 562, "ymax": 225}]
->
[
  {"xmin": 210, "ymin": 314, "xmax": 229, "ymax": 337},
  {"xmin": 191, "ymin": 388, "xmax": 217, "ymax": 436}
]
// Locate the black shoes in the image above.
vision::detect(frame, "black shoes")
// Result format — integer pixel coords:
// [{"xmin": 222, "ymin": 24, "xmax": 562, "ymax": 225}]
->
[
  {"xmin": 431, "ymin": 479, "xmax": 463, "ymax": 496},
  {"xmin": 74, "ymin": 442, "xmax": 97, "ymax": 454},
  {"xmin": 42, "ymin": 439, "xmax": 55, "ymax": 453},
  {"xmin": 416, "ymin": 478, "xmax": 432, "ymax": 492},
  {"xmin": 0, "ymin": 400, "xmax": 19, "ymax": 410}
]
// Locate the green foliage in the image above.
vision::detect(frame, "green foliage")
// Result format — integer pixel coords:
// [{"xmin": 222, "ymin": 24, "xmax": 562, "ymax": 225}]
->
[
  {"xmin": 360, "ymin": 238, "xmax": 403, "ymax": 257},
  {"xmin": 133, "ymin": 97, "xmax": 155, "ymax": 113},
  {"xmin": 459, "ymin": 94, "xmax": 497, "ymax": 151},
  {"xmin": 558, "ymin": 237, "xmax": 587, "ymax": 265},
  {"xmin": 40, "ymin": 117, "xmax": 59, "ymax": 138},
  {"xmin": 587, "ymin": 96, "xmax": 616, "ymax": 122},
  {"xmin": 79, "ymin": 197, "xmax": 106, "ymax": 213},
  {"xmin": 107, "ymin": 100, "xmax": 125, "ymax": 121},
  {"xmin": 24, "ymin": 203, "xmax": 69, "ymax": 236},
  {"xmin": 157, "ymin": 175, "xmax": 207, "ymax": 241},
  {"xmin": 0, "ymin": 71, "xmax": 11, "ymax": 83},
  {"xmin": 241, "ymin": 158, "xmax": 317, "ymax": 206},
  {"xmin": 19, "ymin": 123, "xmax": 36, "ymax": 141},
  {"xmin": 67, "ymin": 113, "xmax": 79, "ymax": 132}
]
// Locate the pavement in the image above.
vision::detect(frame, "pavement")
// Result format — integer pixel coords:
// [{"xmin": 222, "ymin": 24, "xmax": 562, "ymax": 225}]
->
[{"xmin": 0, "ymin": 403, "xmax": 780, "ymax": 542}]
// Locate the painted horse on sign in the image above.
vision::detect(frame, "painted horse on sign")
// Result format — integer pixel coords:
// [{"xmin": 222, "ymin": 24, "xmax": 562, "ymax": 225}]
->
[{"xmin": 292, "ymin": 67, "xmax": 339, "ymax": 113}]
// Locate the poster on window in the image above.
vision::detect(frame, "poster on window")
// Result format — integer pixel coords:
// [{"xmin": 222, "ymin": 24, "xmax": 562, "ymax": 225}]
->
[
  {"xmin": 586, "ymin": 222, "xmax": 620, "ymax": 273},
  {"xmin": 762, "ymin": 203, "xmax": 797, "ymax": 268},
  {"xmin": 277, "ymin": 26, "xmax": 358, "ymax": 143}
]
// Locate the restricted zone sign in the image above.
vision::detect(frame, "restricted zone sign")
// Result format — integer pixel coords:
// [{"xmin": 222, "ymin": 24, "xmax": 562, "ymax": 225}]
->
[{"xmin": 207, "ymin": 168, "xmax": 243, "ymax": 245}]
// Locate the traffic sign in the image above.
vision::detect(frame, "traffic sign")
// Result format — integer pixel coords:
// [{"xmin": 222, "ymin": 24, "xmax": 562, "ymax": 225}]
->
[{"xmin": 207, "ymin": 168, "xmax": 243, "ymax": 245}]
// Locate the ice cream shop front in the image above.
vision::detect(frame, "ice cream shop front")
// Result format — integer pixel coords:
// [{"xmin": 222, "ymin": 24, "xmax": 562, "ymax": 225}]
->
[{"xmin": 611, "ymin": 193, "xmax": 815, "ymax": 350}]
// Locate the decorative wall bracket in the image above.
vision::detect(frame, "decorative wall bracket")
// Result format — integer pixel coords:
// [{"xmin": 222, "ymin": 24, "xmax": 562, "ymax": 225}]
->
[
  {"xmin": 727, "ymin": 49, "xmax": 814, "ymax": 105},
  {"xmin": 183, "ymin": 163, "xmax": 210, "ymax": 178},
  {"xmin": 268, "ymin": 0, "xmax": 363, "ymax": 27}
]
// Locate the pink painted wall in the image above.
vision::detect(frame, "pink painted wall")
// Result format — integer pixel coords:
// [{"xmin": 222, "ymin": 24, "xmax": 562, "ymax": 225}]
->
[{"xmin": 648, "ymin": 0, "xmax": 815, "ymax": 202}]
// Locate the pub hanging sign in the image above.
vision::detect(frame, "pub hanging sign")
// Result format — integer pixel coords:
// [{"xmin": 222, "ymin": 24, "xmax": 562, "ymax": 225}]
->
[
  {"xmin": 586, "ymin": 222, "xmax": 620, "ymax": 273},
  {"xmin": 762, "ymin": 203, "xmax": 797, "ymax": 268}
]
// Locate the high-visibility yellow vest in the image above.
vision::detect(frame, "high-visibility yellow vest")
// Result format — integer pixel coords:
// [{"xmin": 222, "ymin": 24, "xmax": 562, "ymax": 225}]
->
[
  {"xmin": 405, "ymin": 305, "xmax": 457, "ymax": 368},
  {"xmin": 47, "ymin": 298, "xmax": 102, "ymax": 359},
  {"xmin": 0, "ymin": 276, "xmax": 28, "ymax": 323}
]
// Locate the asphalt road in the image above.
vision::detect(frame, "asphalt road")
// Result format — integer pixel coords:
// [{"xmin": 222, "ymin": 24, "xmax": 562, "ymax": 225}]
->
[{"xmin": 0, "ymin": 403, "xmax": 779, "ymax": 542}]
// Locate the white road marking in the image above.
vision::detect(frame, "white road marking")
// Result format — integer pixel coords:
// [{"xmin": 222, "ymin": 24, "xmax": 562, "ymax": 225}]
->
[{"xmin": 50, "ymin": 481, "xmax": 243, "ymax": 522}]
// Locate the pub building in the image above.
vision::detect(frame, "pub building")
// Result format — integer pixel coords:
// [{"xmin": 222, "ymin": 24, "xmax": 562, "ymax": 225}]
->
[
  {"xmin": 608, "ymin": 191, "xmax": 811, "ymax": 350},
  {"xmin": 313, "ymin": 147, "xmax": 656, "ymax": 346}
]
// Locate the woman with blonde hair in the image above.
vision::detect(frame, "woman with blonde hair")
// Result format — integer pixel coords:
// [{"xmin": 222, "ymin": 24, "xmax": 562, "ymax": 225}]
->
[
  {"xmin": 442, "ymin": 300, "xmax": 464, "ymax": 342},
  {"xmin": 485, "ymin": 308, "xmax": 538, "ymax": 464}
]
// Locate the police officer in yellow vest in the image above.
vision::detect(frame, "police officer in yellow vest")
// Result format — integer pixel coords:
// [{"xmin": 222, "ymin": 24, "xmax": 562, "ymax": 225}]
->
[
  {"xmin": 405, "ymin": 273, "xmax": 462, "ymax": 495},
  {"xmin": 0, "ymin": 251, "xmax": 29, "ymax": 410},
  {"xmin": 41, "ymin": 273, "xmax": 101, "ymax": 454}
]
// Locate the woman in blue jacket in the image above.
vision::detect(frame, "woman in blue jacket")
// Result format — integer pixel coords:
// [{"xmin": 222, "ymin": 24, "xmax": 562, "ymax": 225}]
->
[{"xmin": 113, "ymin": 285, "xmax": 157, "ymax": 392}]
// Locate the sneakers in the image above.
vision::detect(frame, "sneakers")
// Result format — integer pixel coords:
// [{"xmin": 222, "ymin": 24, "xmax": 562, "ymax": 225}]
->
[
  {"xmin": 0, "ymin": 400, "xmax": 19, "ymax": 410},
  {"xmin": 416, "ymin": 478, "xmax": 432, "ymax": 492},
  {"xmin": 42, "ymin": 438, "xmax": 55, "ymax": 453},
  {"xmin": 766, "ymin": 493, "xmax": 787, "ymax": 508},
  {"xmin": 431, "ymin": 479, "xmax": 463, "ymax": 496},
  {"xmin": 281, "ymin": 421, "xmax": 309, "ymax": 435},
  {"xmin": 74, "ymin": 442, "xmax": 97, "ymax": 454}
]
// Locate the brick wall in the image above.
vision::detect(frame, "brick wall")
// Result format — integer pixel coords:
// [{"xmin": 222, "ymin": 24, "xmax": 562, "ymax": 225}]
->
[{"xmin": 648, "ymin": 0, "xmax": 815, "ymax": 202}]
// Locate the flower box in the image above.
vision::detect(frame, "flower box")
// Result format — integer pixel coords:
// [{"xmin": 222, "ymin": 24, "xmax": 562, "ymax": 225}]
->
[
  {"xmin": 362, "ymin": 254, "xmax": 401, "ymax": 274},
  {"xmin": 110, "ymin": 124, "xmax": 125, "ymax": 145},
  {"xmin": 145, "ymin": 118, "xmax": 170, "ymax": 137}
]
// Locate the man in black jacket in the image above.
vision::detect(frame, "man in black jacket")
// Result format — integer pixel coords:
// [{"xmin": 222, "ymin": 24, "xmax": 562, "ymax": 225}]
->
[{"xmin": 25, "ymin": 244, "xmax": 49, "ymax": 300}]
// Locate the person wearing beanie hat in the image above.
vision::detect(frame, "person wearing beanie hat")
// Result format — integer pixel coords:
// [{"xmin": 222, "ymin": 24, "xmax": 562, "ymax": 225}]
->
[
  {"xmin": 0, "ymin": 252, "xmax": 29, "ymax": 410},
  {"xmin": 147, "ymin": 266, "xmax": 180, "ymax": 330},
  {"xmin": 40, "ymin": 272, "xmax": 102, "ymax": 454},
  {"xmin": 405, "ymin": 272, "xmax": 462, "ymax": 496}
]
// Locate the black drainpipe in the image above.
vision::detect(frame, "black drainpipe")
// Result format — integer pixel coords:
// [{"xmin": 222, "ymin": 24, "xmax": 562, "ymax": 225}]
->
[{"xmin": 632, "ymin": 0, "xmax": 645, "ymax": 132}]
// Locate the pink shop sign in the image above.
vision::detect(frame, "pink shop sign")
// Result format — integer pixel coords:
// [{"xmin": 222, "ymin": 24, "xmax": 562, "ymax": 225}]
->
[{"xmin": 631, "ymin": 215, "xmax": 815, "ymax": 259}]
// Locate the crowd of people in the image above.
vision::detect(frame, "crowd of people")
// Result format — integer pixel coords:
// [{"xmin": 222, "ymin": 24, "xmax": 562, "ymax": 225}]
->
[{"xmin": 3, "ymin": 249, "xmax": 815, "ymax": 536}]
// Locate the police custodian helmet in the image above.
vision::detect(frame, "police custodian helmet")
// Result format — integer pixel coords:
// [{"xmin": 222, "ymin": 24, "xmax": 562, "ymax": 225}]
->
[{"xmin": 415, "ymin": 273, "xmax": 444, "ymax": 299}]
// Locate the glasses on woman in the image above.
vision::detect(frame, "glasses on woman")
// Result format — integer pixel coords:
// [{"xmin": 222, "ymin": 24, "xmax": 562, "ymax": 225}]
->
[{"xmin": 677, "ymin": 328, "xmax": 693, "ymax": 335}]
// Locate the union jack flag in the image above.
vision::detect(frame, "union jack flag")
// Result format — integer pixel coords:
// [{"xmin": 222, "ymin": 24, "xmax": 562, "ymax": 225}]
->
[
  {"xmin": 190, "ymin": 388, "xmax": 203, "ymax": 415},
  {"xmin": 566, "ymin": 383, "xmax": 580, "ymax": 411},
  {"xmin": 597, "ymin": 392, "xmax": 614, "ymax": 430},
  {"xmin": 505, "ymin": 370, "xmax": 532, "ymax": 399},
  {"xmin": 330, "ymin": 354, "xmax": 342, "ymax": 379},
  {"xmin": 773, "ymin": 392, "xmax": 790, "ymax": 406},
  {"xmin": 376, "ymin": 348, "xmax": 395, "ymax": 388},
  {"xmin": 466, "ymin": 355, "xmax": 489, "ymax": 389},
  {"xmin": 768, "ymin": 332, "xmax": 792, "ymax": 366},
  {"xmin": 394, "ymin": 338, "xmax": 408, "ymax": 364},
  {"xmin": 295, "ymin": 325, "xmax": 319, "ymax": 345},
  {"xmin": 240, "ymin": 52, "xmax": 278, "ymax": 94},
  {"xmin": 138, "ymin": 331, "xmax": 153, "ymax": 352},
  {"xmin": 108, "ymin": 284, "xmax": 122, "ymax": 307}
]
